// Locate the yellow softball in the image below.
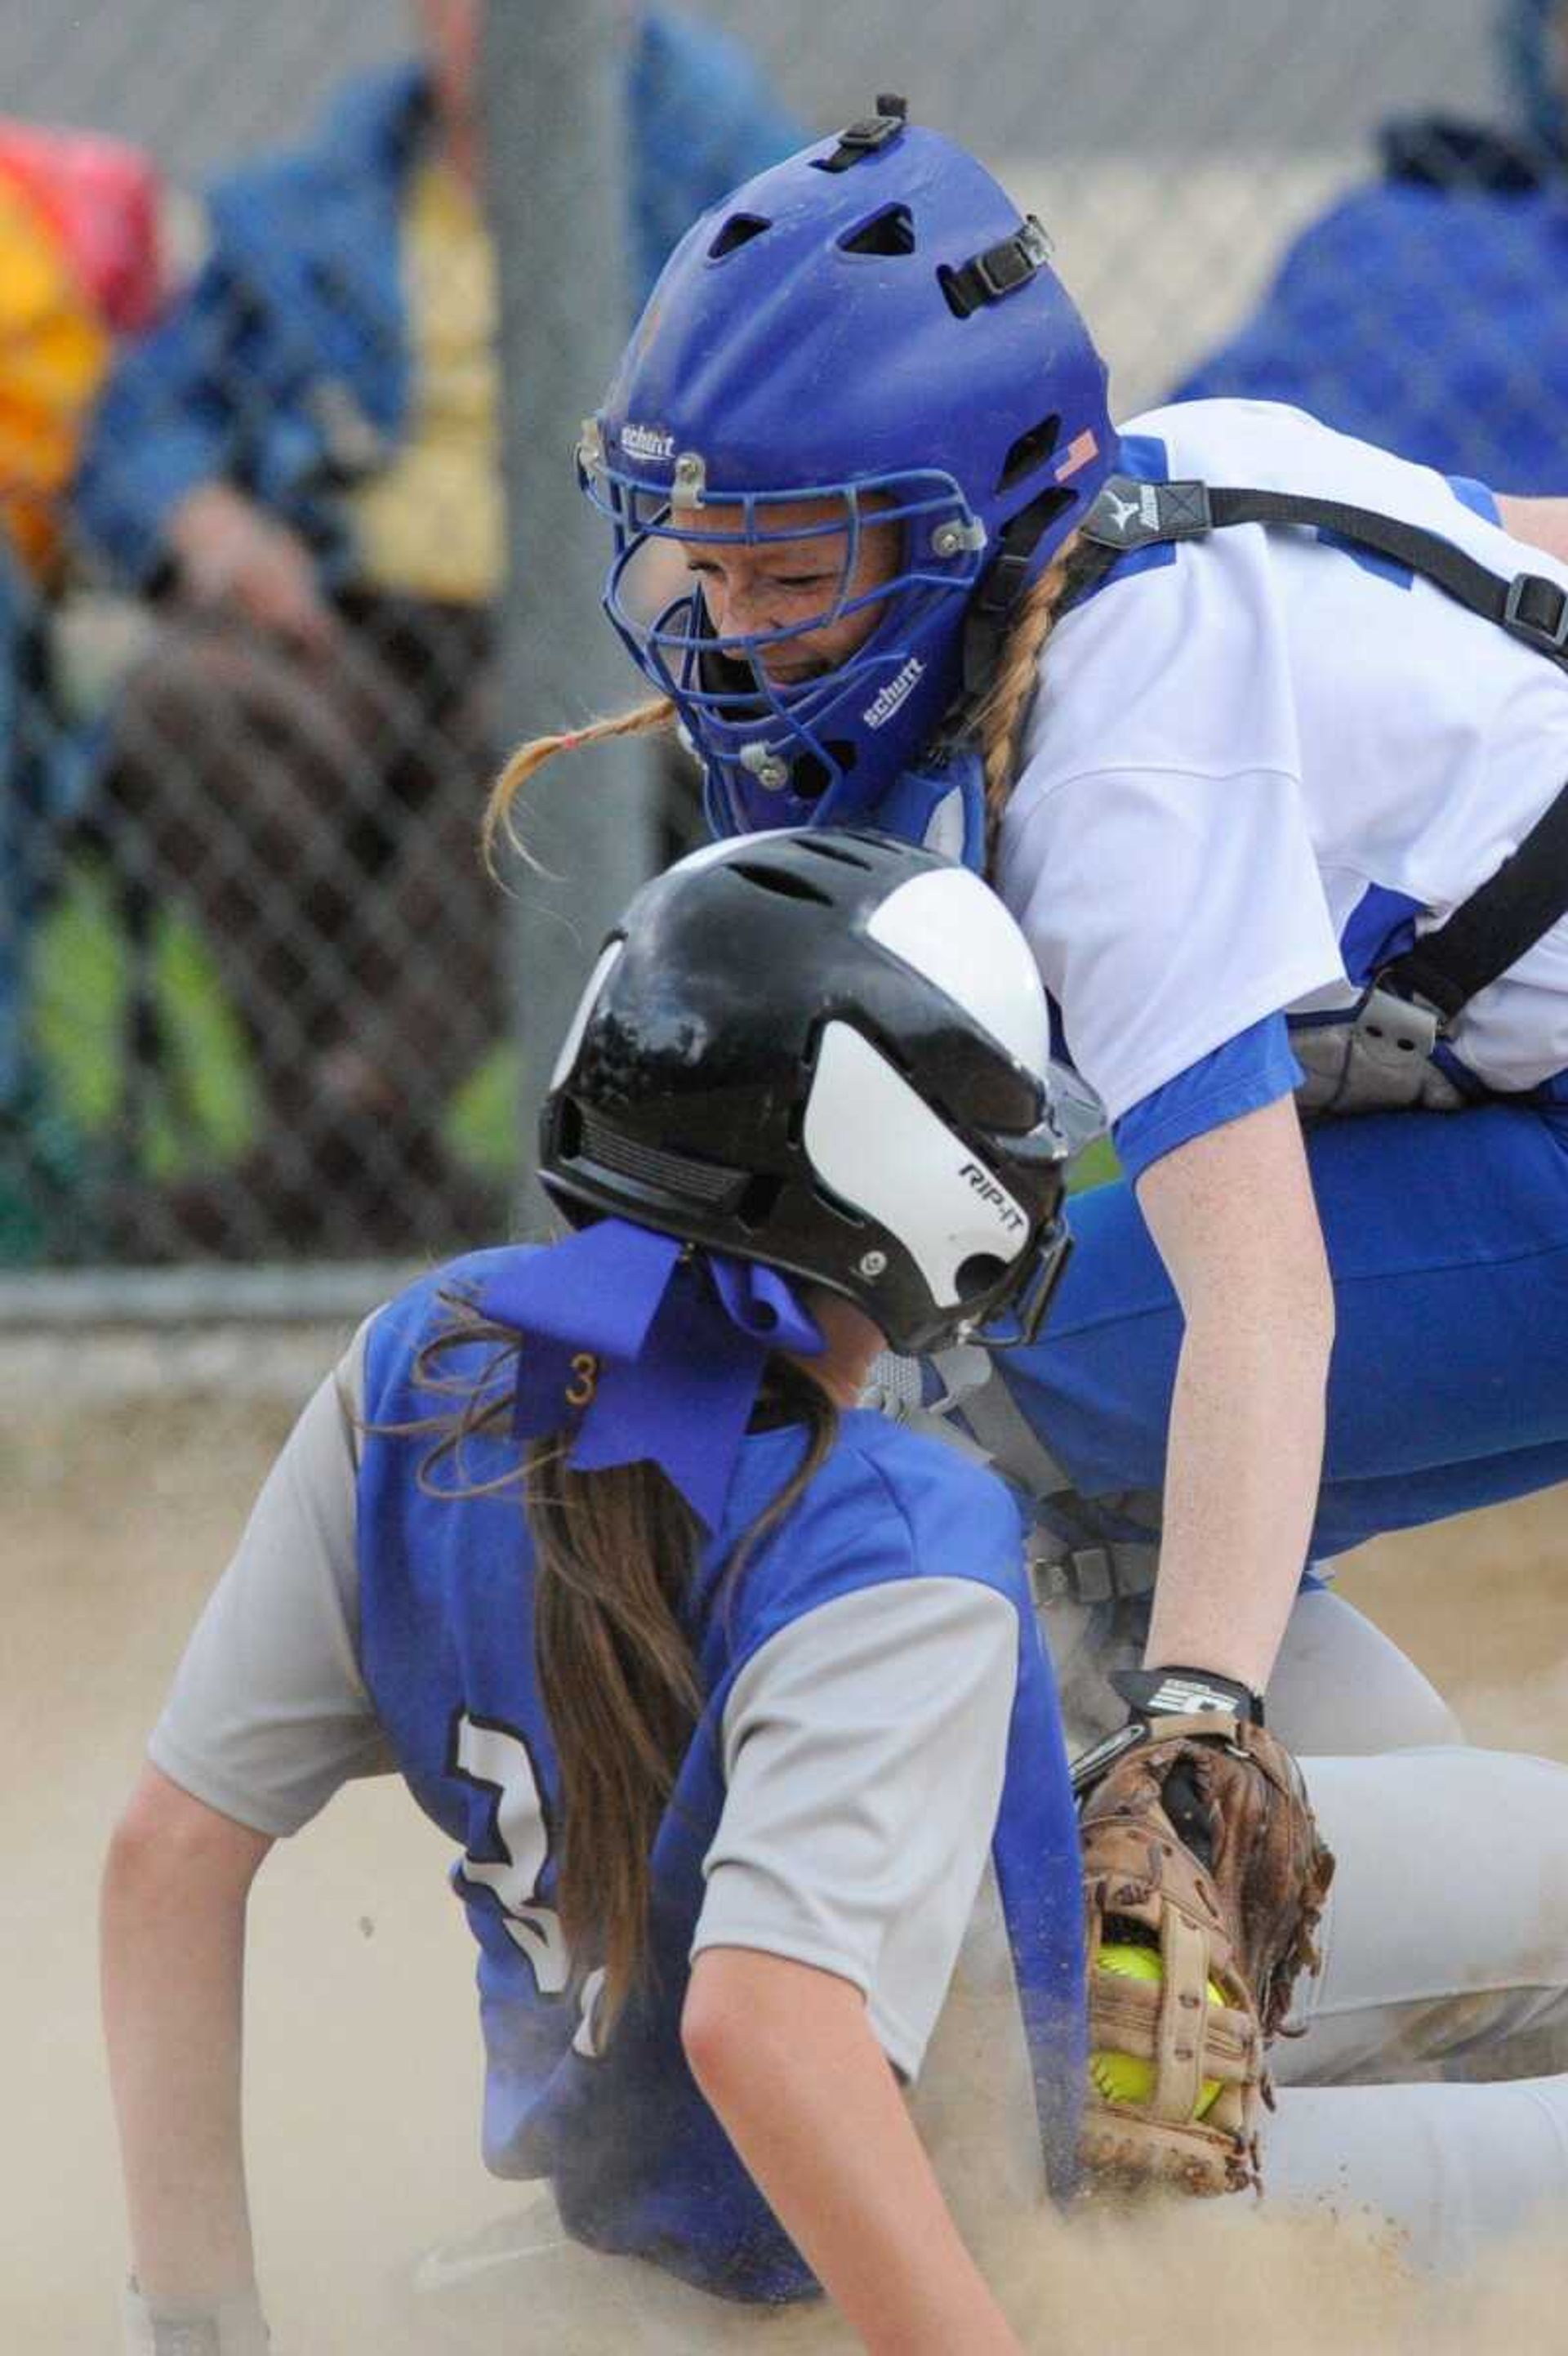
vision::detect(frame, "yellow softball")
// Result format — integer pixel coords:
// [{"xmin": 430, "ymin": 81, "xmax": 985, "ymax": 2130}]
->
[{"xmin": 1089, "ymin": 1940, "xmax": 1224, "ymax": 2120}]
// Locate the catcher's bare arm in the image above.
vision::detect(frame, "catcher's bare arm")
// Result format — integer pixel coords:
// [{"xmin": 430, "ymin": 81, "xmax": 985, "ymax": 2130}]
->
[{"xmin": 1134, "ymin": 1096, "xmax": 1335, "ymax": 1697}]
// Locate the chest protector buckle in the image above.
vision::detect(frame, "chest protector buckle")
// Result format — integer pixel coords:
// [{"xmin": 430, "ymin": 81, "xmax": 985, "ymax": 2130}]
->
[{"xmin": 1292, "ymin": 986, "xmax": 1467, "ymax": 1116}]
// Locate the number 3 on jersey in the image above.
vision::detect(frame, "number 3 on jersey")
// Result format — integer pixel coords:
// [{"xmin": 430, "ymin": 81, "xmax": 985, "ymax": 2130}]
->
[{"xmin": 452, "ymin": 1712, "xmax": 572, "ymax": 1995}]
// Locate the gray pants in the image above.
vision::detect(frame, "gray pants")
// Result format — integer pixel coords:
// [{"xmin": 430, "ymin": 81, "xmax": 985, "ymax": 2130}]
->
[{"xmin": 1269, "ymin": 1746, "xmax": 1568, "ymax": 2271}]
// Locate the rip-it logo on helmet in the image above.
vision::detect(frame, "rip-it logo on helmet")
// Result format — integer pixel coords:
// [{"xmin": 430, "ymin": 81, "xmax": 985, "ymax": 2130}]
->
[
  {"xmin": 581, "ymin": 96, "xmax": 1116, "ymax": 862},
  {"xmin": 959, "ymin": 1160, "xmax": 1027, "ymax": 1234}
]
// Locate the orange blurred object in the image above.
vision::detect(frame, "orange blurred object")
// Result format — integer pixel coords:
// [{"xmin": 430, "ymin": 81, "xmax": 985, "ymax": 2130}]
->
[{"xmin": 0, "ymin": 120, "xmax": 163, "ymax": 580}]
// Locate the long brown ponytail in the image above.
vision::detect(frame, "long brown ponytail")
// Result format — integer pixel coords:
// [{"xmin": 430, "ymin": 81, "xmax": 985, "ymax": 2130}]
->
[{"xmin": 403, "ymin": 1305, "xmax": 838, "ymax": 2033}]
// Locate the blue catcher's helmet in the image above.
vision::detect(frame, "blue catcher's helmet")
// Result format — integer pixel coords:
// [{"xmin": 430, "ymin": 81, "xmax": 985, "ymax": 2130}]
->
[{"xmin": 579, "ymin": 99, "xmax": 1116, "ymax": 838}]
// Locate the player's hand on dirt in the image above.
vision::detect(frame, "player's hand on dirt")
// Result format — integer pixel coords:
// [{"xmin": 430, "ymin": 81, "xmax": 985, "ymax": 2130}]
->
[
  {"xmin": 123, "ymin": 2278, "xmax": 274, "ymax": 2352},
  {"xmin": 167, "ymin": 480, "xmax": 338, "ymax": 654}
]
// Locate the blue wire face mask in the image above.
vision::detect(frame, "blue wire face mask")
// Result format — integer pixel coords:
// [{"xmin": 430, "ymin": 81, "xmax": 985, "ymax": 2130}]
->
[{"xmin": 583, "ymin": 433, "xmax": 991, "ymax": 845}]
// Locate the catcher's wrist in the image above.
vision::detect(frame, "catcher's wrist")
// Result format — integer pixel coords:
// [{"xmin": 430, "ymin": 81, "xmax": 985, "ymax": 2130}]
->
[
  {"xmin": 124, "ymin": 2280, "xmax": 271, "ymax": 2355},
  {"xmin": 1111, "ymin": 1665, "xmax": 1265, "ymax": 1727}
]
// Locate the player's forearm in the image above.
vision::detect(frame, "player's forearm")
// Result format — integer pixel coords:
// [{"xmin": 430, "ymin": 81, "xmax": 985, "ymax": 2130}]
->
[
  {"xmin": 1134, "ymin": 1097, "xmax": 1334, "ymax": 1695},
  {"xmin": 1145, "ymin": 1289, "xmax": 1330, "ymax": 1692},
  {"xmin": 683, "ymin": 1950, "xmax": 1022, "ymax": 2356},
  {"xmin": 101, "ymin": 1774, "xmax": 272, "ymax": 2306}
]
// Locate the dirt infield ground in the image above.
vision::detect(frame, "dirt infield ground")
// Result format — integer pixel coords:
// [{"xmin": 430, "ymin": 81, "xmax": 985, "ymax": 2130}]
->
[{"xmin": 4, "ymin": 1332, "xmax": 1564, "ymax": 2354}]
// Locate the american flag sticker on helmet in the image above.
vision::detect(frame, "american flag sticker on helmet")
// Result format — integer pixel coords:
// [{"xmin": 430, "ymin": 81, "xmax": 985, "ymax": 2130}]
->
[{"xmin": 1054, "ymin": 429, "xmax": 1100, "ymax": 481}]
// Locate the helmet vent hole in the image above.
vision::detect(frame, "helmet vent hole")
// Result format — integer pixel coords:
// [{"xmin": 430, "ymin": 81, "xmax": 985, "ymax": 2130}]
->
[
  {"xmin": 996, "ymin": 414, "xmax": 1062, "ymax": 493},
  {"xmin": 729, "ymin": 861, "xmax": 833, "ymax": 907},
  {"xmin": 734, "ymin": 1174, "xmax": 785, "ymax": 1232},
  {"xmin": 575, "ymin": 1113, "xmax": 748, "ymax": 1209},
  {"xmin": 789, "ymin": 750, "xmax": 833, "ymax": 805},
  {"xmin": 782, "ymin": 740, "xmax": 858, "ymax": 808},
  {"xmin": 838, "ymin": 204, "xmax": 916, "ymax": 257},
  {"xmin": 955, "ymin": 1252, "xmax": 1009, "ymax": 1301},
  {"xmin": 708, "ymin": 212, "xmax": 773, "ymax": 261},
  {"xmin": 796, "ymin": 837, "xmax": 875, "ymax": 870}
]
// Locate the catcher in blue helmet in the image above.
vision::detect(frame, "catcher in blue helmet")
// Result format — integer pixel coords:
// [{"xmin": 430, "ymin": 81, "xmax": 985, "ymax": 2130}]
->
[{"xmin": 493, "ymin": 97, "xmax": 1568, "ymax": 1783}]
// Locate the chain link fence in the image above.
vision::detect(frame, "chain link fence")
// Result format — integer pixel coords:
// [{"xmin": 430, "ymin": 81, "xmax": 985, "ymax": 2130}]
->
[{"xmin": 0, "ymin": 0, "xmax": 1536, "ymax": 1292}]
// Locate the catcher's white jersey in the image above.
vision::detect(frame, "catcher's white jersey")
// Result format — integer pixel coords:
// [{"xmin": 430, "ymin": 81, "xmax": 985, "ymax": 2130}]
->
[{"xmin": 999, "ymin": 398, "xmax": 1568, "ymax": 1127}]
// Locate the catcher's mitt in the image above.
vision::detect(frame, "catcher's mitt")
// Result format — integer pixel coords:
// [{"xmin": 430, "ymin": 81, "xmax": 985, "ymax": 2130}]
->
[{"xmin": 1076, "ymin": 1684, "xmax": 1334, "ymax": 2197}]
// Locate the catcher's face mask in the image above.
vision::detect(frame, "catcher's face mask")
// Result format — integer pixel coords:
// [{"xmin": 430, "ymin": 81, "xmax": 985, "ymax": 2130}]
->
[{"xmin": 585, "ymin": 446, "xmax": 983, "ymax": 839}]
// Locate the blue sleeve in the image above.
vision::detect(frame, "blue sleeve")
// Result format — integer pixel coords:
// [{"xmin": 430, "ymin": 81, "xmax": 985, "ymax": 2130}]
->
[
  {"xmin": 1172, "ymin": 196, "xmax": 1379, "ymax": 410},
  {"xmin": 71, "ymin": 231, "xmax": 253, "ymax": 582},
  {"xmin": 1171, "ymin": 189, "xmax": 1449, "ymax": 457},
  {"xmin": 627, "ymin": 8, "xmax": 808, "ymax": 307},
  {"xmin": 1446, "ymin": 474, "xmax": 1501, "ymax": 524},
  {"xmin": 1112, "ymin": 1014, "xmax": 1302, "ymax": 1183},
  {"xmin": 1172, "ymin": 185, "xmax": 1568, "ymax": 490}
]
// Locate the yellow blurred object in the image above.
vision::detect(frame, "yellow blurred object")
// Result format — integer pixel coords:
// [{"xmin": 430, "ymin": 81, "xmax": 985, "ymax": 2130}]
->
[
  {"xmin": 0, "ymin": 119, "xmax": 163, "ymax": 585},
  {"xmin": 0, "ymin": 169, "xmax": 109, "ymax": 580},
  {"xmin": 1089, "ymin": 1939, "xmax": 1224, "ymax": 2119},
  {"xmin": 346, "ymin": 156, "xmax": 502, "ymax": 605}
]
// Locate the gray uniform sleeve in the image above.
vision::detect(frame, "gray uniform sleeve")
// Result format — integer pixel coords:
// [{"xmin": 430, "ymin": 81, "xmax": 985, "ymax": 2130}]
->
[
  {"xmin": 691, "ymin": 1577, "xmax": 1018, "ymax": 2080},
  {"xmin": 149, "ymin": 1314, "xmax": 398, "ymax": 1835}
]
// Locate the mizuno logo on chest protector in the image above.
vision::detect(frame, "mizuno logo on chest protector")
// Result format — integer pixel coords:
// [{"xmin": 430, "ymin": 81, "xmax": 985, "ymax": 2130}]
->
[{"xmin": 1103, "ymin": 484, "xmax": 1160, "ymax": 541}]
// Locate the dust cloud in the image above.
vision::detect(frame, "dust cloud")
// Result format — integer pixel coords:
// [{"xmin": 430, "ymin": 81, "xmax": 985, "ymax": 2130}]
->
[{"xmin": 2, "ymin": 1359, "xmax": 1562, "ymax": 2353}]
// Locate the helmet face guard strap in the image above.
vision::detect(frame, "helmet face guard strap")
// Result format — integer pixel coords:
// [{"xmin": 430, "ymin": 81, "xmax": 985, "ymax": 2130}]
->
[
  {"xmin": 980, "ymin": 1216, "xmax": 1073, "ymax": 1350},
  {"xmin": 959, "ymin": 486, "xmax": 1080, "ymax": 703}
]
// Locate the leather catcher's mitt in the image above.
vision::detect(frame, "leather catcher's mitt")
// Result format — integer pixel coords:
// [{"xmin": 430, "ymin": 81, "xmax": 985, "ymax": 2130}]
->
[{"xmin": 1078, "ymin": 1710, "xmax": 1334, "ymax": 2195}]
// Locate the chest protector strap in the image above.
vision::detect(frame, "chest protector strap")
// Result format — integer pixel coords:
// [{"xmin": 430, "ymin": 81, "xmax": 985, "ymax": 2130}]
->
[{"xmin": 1077, "ymin": 474, "xmax": 1568, "ymax": 1029}]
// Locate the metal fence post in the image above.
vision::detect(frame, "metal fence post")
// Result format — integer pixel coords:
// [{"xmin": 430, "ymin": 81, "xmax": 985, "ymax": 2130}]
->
[{"xmin": 481, "ymin": 0, "xmax": 658, "ymax": 1221}]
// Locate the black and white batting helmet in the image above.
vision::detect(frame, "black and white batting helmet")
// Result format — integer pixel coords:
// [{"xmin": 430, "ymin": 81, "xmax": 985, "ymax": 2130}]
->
[{"xmin": 539, "ymin": 828, "xmax": 1071, "ymax": 1354}]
